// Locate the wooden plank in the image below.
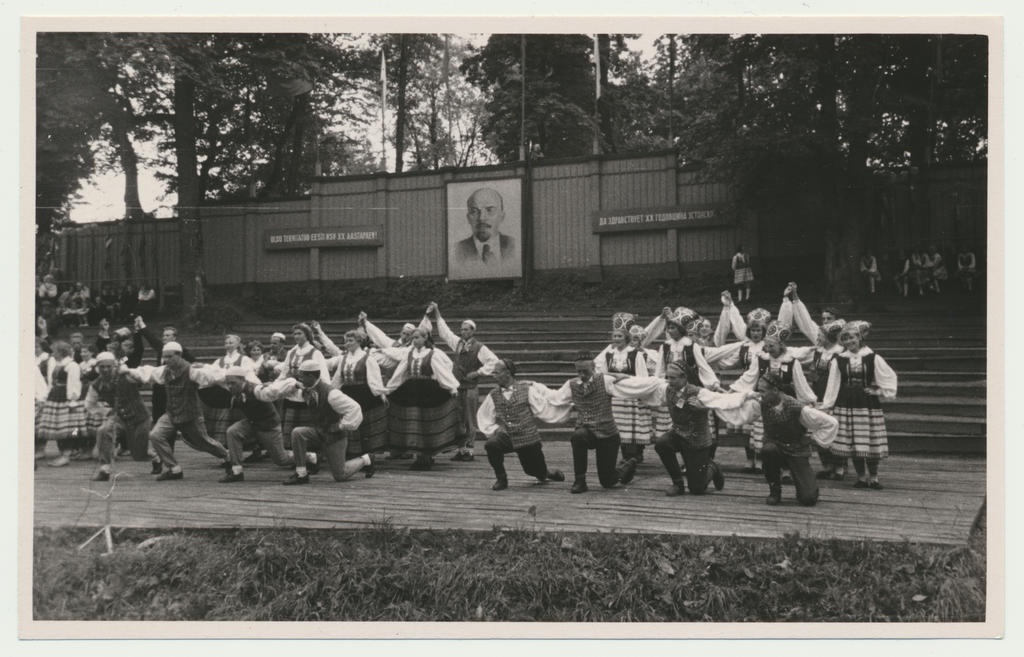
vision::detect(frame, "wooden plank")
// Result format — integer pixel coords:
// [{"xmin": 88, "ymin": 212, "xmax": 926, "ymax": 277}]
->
[{"xmin": 33, "ymin": 445, "xmax": 984, "ymax": 546}]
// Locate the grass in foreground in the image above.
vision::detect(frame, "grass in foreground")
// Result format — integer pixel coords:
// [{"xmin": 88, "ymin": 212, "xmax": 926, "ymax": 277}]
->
[{"xmin": 33, "ymin": 515, "xmax": 985, "ymax": 622}]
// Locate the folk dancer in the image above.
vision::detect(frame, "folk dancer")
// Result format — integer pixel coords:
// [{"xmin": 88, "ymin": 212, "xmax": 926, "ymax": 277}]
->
[
  {"xmin": 476, "ymin": 359, "xmax": 566, "ymax": 491},
  {"xmin": 282, "ymin": 360, "xmax": 372, "ymax": 485},
  {"xmin": 819, "ymin": 321, "xmax": 898, "ymax": 490},
  {"xmin": 430, "ymin": 302, "xmax": 500, "ymax": 462}
]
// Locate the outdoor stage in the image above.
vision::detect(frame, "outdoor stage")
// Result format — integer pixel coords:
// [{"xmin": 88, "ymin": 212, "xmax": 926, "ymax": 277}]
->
[{"xmin": 32, "ymin": 445, "xmax": 985, "ymax": 546}]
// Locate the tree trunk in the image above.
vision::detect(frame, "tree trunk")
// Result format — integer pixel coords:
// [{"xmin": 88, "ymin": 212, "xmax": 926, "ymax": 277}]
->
[
  {"xmin": 285, "ymin": 93, "xmax": 309, "ymax": 195},
  {"xmin": 394, "ymin": 34, "xmax": 410, "ymax": 173},
  {"xmin": 262, "ymin": 95, "xmax": 303, "ymax": 198},
  {"xmin": 109, "ymin": 90, "xmax": 145, "ymax": 221},
  {"xmin": 814, "ymin": 34, "xmax": 855, "ymax": 301},
  {"xmin": 173, "ymin": 75, "xmax": 204, "ymax": 314}
]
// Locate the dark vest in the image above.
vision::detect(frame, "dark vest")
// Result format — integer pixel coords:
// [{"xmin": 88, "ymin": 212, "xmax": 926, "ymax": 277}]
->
[
  {"xmin": 46, "ymin": 364, "xmax": 69, "ymax": 402},
  {"xmin": 93, "ymin": 374, "xmax": 149, "ymax": 425},
  {"xmin": 231, "ymin": 382, "xmax": 280, "ymax": 431},
  {"xmin": 663, "ymin": 341, "xmax": 703, "ymax": 388},
  {"xmin": 756, "ymin": 355, "xmax": 796, "ymax": 396},
  {"xmin": 406, "ymin": 349, "xmax": 436, "ymax": 379},
  {"xmin": 569, "ymin": 376, "xmax": 618, "ymax": 438},
  {"xmin": 834, "ymin": 352, "xmax": 881, "ymax": 410},
  {"xmin": 605, "ymin": 348, "xmax": 639, "ymax": 375},
  {"xmin": 808, "ymin": 349, "xmax": 834, "ymax": 401},
  {"xmin": 760, "ymin": 399, "xmax": 811, "ymax": 456},
  {"xmin": 198, "ymin": 352, "xmax": 245, "ymax": 408},
  {"xmin": 163, "ymin": 366, "xmax": 202, "ymax": 423},
  {"xmin": 285, "ymin": 346, "xmax": 318, "ymax": 378},
  {"xmin": 490, "ymin": 381, "xmax": 542, "ymax": 449},
  {"xmin": 453, "ymin": 339, "xmax": 483, "ymax": 390},
  {"xmin": 665, "ymin": 385, "xmax": 712, "ymax": 448},
  {"xmin": 335, "ymin": 352, "xmax": 369, "ymax": 386},
  {"xmin": 304, "ymin": 380, "xmax": 343, "ymax": 434}
]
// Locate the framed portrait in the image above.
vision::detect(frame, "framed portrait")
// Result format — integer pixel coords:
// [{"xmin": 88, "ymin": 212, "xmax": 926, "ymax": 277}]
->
[{"xmin": 446, "ymin": 178, "xmax": 523, "ymax": 280}]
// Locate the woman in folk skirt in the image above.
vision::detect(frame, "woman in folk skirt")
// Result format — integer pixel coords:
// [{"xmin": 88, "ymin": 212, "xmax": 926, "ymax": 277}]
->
[
  {"xmin": 37, "ymin": 340, "xmax": 87, "ymax": 467},
  {"xmin": 731, "ymin": 245, "xmax": 754, "ymax": 302},
  {"xmin": 708, "ymin": 295, "xmax": 771, "ymax": 472},
  {"xmin": 320, "ymin": 328, "xmax": 389, "ymax": 460},
  {"xmin": 199, "ymin": 334, "xmax": 255, "ymax": 447},
  {"xmin": 594, "ymin": 313, "xmax": 652, "ymax": 463},
  {"xmin": 276, "ymin": 323, "xmax": 330, "ymax": 448},
  {"xmin": 384, "ymin": 327, "xmax": 461, "ymax": 470},
  {"xmin": 820, "ymin": 321, "xmax": 898, "ymax": 489}
]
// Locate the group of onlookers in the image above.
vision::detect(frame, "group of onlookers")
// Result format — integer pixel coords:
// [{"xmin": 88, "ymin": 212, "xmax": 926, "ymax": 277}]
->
[
  {"xmin": 36, "ymin": 275, "xmax": 157, "ymax": 334},
  {"xmin": 860, "ymin": 244, "xmax": 980, "ymax": 297}
]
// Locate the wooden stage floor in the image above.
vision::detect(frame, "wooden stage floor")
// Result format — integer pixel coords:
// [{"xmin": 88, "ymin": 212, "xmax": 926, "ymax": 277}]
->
[{"xmin": 32, "ymin": 446, "xmax": 985, "ymax": 546}]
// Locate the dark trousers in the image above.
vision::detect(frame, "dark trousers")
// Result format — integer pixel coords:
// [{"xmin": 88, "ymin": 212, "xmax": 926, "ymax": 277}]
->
[
  {"xmin": 653, "ymin": 431, "xmax": 714, "ymax": 494},
  {"xmin": 485, "ymin": 433, "xmax": 551, "ymax": 481},
  {"xmin": 570, "ymin": 428, "xmax": 622, "ymax": 488},
  {"xmin": 149, "ymin": 414, "xmax": 228, "ymax": 470},
  {"xmin": 762, "ymin": 442, "xmax": 819, "ymax": 506}
]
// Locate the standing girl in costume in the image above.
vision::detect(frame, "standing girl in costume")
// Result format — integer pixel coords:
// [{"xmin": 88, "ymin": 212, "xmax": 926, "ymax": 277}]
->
[
  {"xmin": 731, "ymin": 244, "xmax": 754, "ymax": 302},
  {"xmin": 820, "ymin": 321, "xmax": 897, "ymax": 489},
  {"xmin": 275, "ymin": 323, "xmax": 330, "ymax": 452},
  {"xmin": 383, "ymin": 327, "xmax": 461, "ymax": 470},
  {"xmin": 320, "ymin": 328, "xmax": 389, "ymax": 460},
  {"xmin": 859, "ymin": 250, "xmax": 881, "ymax": 295},
  {"xmin": 594, "ymin": 313, "xmax": 651, "ymax": 463},
  {"xmin": 956, "ymin": 246, "xmax": 977, "ymax": 293},
  {"xmin": 36, "ymin": 340, "xmax": 87, "ymax": 467}
]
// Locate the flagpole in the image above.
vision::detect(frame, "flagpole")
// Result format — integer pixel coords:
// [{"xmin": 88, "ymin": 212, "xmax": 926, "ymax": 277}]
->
[
  {"xmin": 380, "ymin": 49, "xmax": 387, "ymax": 172},
  {"xmin": 593, "ymin": 34, "xmax": 601, "ymax": 156},
  {"xmin": 519, "ymin": 35, "xmax": 526, "ymax": 161}
]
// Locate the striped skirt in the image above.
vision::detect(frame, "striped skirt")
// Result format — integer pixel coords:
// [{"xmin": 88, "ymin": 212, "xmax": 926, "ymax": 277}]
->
[
  {"xmin": 611, "ymin": 397, "xmax": 652, "ymax": 446},
  {"xmin": 342, "ymin": 384, "xmax": 389, "ymax": 456},
  {"xmin": 734, "ymin": 267, "xmax": 754, "ymax": 284},
  {"xmin": 386, "ymin": 379, "xmax": 460, "ymax": 456},
  {"xmin": 747, "ymin": 418, "xmax": 765, "ymax": 452},
  {"xmin": 35, "ymin": 400, "xmax": 86, "ymax": 442},
  {"xmin": 830, "ymin": 406, "xmax": 889, "ymax": 459},
  {"xmin": 650, "ymin": 404, "xmax": 672, "ymax": 437}
]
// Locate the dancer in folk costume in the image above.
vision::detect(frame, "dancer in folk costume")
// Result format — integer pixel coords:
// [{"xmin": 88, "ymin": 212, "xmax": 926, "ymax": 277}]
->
[
  {"xmin": 477, "ymin": 359, "xmax": 566, "ymax": 491},
  {"xmin": 136, "ymin": 316, "xmax": 196, "ymax": 460},
  {"xmin": 36, "ymin": 340, "xmax": 87, "ymax": 467},
  {"xmin": 430, "ymin": 302, "xmax": 500, "ymax": 462},
  {"xmin": 195, "ymin": 366, "xmax": 297, "ymax": 483},
  {"xmin": 246, "ymin": 340, "xmax": 277, "ymax": 383},
  {"xmin": 629, "ymin": 323, "xmax": 664, "ymax": 446},
  {"xmin": 630, "ymin": 363, "xmax": 758, "ymax": 497},
  {"xmin": 731, "ymin": 387, "xmax": 839, "ymax": 506},
  {"xmin": 383, "ymin": 327, "xmax": 462, "ymax": 470},
  {"xmin": 547, "ymin": 352, "xmax": 647, "ymax": 494},
  {"xmin": 728, "ymin": 321, "xmax": 816, "ymax": 477},
  {"xmin": 84, "ymin": 352, "xmax": 152, "ymax": 482},
  {"xmin": 318, "ymin": 327, "xmax": 389, "ymax": 460},
  {"xmin": 593, "ymin": 312, "xmax": 652, "ymax": 463},
  {"xmin": 360, "ymin": 310, "xmax": 432, "ymax": 459},
  {"xmin": 691, "ymin": 294, "xmax": 771, "ymax": 463},
  {"xmin": 198, "ymin": 334, "xmax": 256, "ymax": 446},
  {"xmin": 820, "ymin": 321, "xmax": 898, "ymax": 489},
  {"xmin": 731, "ymin": 244, "xmax": 754, "ymax": 301},
  {"xmin": 75, "ymin": 345, "xmax": 101, "ymax": 460},
  {"xmin": 281, "ymin": 361, "xmax": 372, "ymax": 485},
  {"xmin": 275, "ymin": 323, "xmax": 330, "ymax": 446},
  {"xmin": 777, "ymin": 288, "xmax": 850, "ymax": 480},
  {"xmin": 125, "ymin": 342, "xmax": 230, "ymax": 481}
]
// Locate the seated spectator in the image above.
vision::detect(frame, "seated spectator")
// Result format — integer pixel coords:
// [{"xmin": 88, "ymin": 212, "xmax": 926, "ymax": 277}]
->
[
  {"xmin": 859, "ymin": 249, "xmax": 881, "ymax": 295},
  {"xmin": 58, "ymin": 286, "xmax": 89, "ymax": 327},
  {"xmin": 924, "ymin": 244, "xmax": 948, "ymax": 294},
  {"xmin": 956, "ymin": 246, "xmax": 978, "ymax": 293}
]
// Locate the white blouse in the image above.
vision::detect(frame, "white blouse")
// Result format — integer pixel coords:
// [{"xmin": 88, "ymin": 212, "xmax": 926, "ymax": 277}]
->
[
  {"xmin": 820, "ymin": 346, "xmax": 898, "ymax": 409},
  {"xmin": 384, "ymin": 346, "xmax": 460, "ymax": 395},
  {"xmin": 730, "ymin": 350, "xmax": 816, "ymax": 403},
  {"xmin": 594, "ymin": 345, "xmax": 650, "ymax": 377}
]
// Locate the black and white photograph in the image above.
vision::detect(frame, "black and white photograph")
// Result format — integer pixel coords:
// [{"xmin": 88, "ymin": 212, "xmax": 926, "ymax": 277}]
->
[
  {"xmin": 447, "ymin": 178, "xmax": 523, "ymax": 280},
  {"xmin": 15, "ymin": 6, "xmax": 1008, "ymax": 647}
]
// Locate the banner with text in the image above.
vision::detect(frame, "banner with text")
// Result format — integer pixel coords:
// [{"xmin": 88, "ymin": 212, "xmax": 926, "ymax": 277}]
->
[
  {"xmin": 264, "ymin": 225, "xmax": 384, "ymax": 250},
  {"xmin": 592, "ymin": 205, "xmax": 730, "ymax": 233}
]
